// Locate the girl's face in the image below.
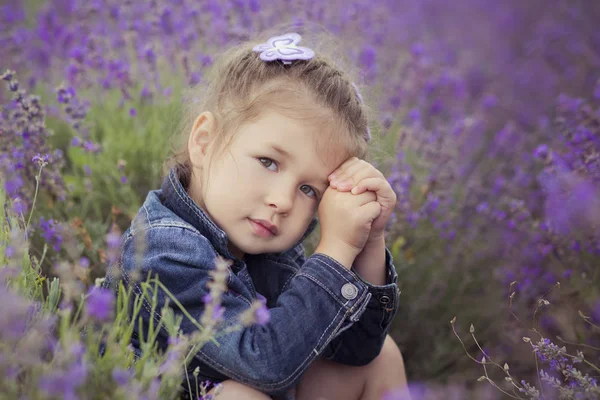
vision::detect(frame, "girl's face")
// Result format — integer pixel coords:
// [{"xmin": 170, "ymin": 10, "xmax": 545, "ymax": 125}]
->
[{"xmin": 188, "ymin": 110, "xmax": 348, "ymax": 259}]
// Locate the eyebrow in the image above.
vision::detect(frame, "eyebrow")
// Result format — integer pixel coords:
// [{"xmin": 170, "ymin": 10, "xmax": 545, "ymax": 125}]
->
[{"xmin": 270, "ymin": 145, "xmax": 292, "ymax": 159}]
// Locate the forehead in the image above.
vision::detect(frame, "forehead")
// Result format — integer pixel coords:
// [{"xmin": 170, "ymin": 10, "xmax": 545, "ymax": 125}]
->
[{"xmin": 235, "ymin": 110, "xmax": 353, "ymax": 173}]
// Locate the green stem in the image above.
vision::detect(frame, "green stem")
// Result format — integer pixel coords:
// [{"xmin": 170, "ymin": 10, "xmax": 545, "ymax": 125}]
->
[{"xmin": 26, "ymin": 164, "xmax": 44, "ymax": 232}]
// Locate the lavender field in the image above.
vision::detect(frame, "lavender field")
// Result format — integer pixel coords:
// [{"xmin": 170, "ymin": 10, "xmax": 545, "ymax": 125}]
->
[{"xmin": 1, "ymin": 0, "xmax": 600, "ymax": 398}]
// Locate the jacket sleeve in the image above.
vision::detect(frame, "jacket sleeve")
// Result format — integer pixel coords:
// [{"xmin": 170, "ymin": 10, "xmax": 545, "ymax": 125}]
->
[
  {"xmin": 321, "ymin": 248, "xmax": 400, "ymax": 366},
  {"xmin": 112, "ymin": 226, "xmax": 375, "ymax": 396},
  {"xmin": 291, "ymin": 244, "xmax": 400, "ymax": 366}
]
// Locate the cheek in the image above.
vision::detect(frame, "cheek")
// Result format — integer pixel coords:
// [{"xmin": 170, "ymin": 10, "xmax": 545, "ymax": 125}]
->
[{"xmin": 293, "ymin": 205, "xmax": 316, "ymax": 228}]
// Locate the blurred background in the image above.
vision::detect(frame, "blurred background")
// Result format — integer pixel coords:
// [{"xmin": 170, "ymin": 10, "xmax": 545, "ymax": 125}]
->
[{"xmin": 2, "ymin": 0, "xmax": 599, "ymax": 398}]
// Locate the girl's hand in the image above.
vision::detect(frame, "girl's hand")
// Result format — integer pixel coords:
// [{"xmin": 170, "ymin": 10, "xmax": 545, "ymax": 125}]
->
[
  {"xmin": 316, "ymin": 187, "xmax": 381, "ymax": 268},
  {"xmin": 328, "ymin": 157, "xmax": 397, "ymax": 240}
]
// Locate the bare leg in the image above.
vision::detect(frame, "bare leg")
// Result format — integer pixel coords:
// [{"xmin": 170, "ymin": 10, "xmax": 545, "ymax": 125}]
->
[
  {"xmin": 361, "ymin": 335, "xmax": 409, "ymax": 400},
  {"xmin": 296, "ymin": 335, "xmax": 409, "ymax": 400},
  {"xmin": 208, "ymin": 380, "xmax": 271, "ymax": 400}
]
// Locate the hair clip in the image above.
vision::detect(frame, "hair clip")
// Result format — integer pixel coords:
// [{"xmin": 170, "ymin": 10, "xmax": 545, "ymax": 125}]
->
[{"xmin": 253, "ymin": 33, "xmax": 315, "ymax": 64}]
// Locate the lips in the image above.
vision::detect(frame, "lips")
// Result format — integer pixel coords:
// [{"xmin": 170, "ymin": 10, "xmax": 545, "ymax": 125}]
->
[{"xmin": 249, "ymin": 219, "xmax": 279, "ymax": 236}]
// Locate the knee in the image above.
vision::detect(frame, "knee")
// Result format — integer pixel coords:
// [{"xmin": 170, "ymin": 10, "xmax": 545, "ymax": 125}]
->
[
  {"xmin": 363, "ymin": 335, "xmax": 409, "ymax": 398},
  {"xmin": 208, "ymin": 380, "xmax": 270, "ymax": 400},
  {"xmin": 372, "ymin": 335, "xmax": 407, "ymax": 374}
]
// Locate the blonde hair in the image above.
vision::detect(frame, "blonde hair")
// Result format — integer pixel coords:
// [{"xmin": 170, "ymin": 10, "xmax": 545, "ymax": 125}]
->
[{"xmin": 166, "ymin": 25, "xmax": 372, "ymax": 182}]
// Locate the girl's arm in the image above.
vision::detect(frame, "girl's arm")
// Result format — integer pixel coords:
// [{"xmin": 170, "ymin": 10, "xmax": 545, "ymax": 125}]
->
[
  {"xmin": 325, "ymin": 246, "xmax": 400, "ymax": 365},
  {"xmin": 297, "ymin": 242, "xmax": 400, "ymax": 366}
]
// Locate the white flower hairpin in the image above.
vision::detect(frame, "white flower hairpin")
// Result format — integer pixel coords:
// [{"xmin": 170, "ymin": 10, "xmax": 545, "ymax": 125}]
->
[{"xmin": 252, "ymin": 33, "xmax": 315, "ymax": 64}]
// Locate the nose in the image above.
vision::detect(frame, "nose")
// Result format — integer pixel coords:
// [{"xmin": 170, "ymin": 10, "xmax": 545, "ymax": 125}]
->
[{"xmin": 266, "ymin": 183, "xmax": 295, "ymax": 214}]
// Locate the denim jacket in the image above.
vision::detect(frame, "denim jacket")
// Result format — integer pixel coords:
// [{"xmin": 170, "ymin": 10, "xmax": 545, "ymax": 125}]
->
[{"xmin": 103, "ymin": 168, "xmax": 400, "ymax": 396}]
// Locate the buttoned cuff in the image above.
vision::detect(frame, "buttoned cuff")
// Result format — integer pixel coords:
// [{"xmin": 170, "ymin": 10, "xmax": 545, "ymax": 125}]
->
[
  {"xmin": 351, "ymin": 248, "xmax": 400, "ymax": 312},
  {"xmin": 301, "ymin": 253, "xmax": 373, "ymax": 322}
]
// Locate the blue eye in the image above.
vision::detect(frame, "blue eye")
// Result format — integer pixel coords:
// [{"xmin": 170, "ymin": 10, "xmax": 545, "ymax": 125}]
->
[
  {"xmin": 259, "ymin": 157, "xmax": 278, "ymax": 171},
  {"xmin": 300, "ymin": 184, "xmax": 317, "ymax": 198}
]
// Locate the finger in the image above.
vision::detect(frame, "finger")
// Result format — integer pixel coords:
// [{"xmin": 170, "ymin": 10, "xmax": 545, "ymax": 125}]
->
[
  {"xmin": 360, "ymin": 200, "xmax": 382, "ymax": 222},
  {"xmin": 332, "ymin": 161, "xmax": 381, "ymax": 191},
  {"xmin": 336, "ymin": 165, "xmax": 383, "ymax": 191},
  {"xmin": 351, "ymin": 177, "xmax": 397, "ymax": 206},
  {"xmin": 349, "ymin": 189, "xmax": 377, "ymax": 206},
  {"xmin": 328, "ymin": 157, "xmax": 359, "ymax": 181}
]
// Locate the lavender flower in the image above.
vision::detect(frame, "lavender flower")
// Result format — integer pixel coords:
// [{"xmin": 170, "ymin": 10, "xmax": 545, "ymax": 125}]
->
[
  {"xmin": 239, "ymin": 294, "xmax": 270, "ymax": 327},
  {"xmin": 38, "ymin": 361, "xmax": 88, "ymax": 400},
  {"xmin": 111, "ymin": 367, "xmax": 133, "ymax": 386},
  {"xmin": 38, "ymin": 217, "xmax": 63, "ymax": 252},
  {"xmin": 1, "ymin": 71, "xmax": 66, "ymax": 215},
  {"xmin": 85, "ymin": 286, "xmax": 114, "ymax": 322}
]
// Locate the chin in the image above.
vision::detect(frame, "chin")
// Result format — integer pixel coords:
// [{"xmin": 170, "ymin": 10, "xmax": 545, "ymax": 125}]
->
[{"xmin": 240, "ymin": 240, "xmax": 290, "ymax": 255}]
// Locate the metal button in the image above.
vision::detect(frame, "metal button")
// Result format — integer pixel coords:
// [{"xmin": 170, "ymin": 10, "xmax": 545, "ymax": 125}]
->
[
  {"xmin": 341, "ymin": 283, "xmax": 358, "ymax": 300},
  {"xmin": 379, "ymin": 295, "xmax": 391, "ymax": 304}
]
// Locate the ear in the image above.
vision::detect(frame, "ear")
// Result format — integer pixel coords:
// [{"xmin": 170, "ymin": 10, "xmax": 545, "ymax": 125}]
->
[{"xmin": 188, "ymin": 111, "xmax": 216, "ymax": 169}]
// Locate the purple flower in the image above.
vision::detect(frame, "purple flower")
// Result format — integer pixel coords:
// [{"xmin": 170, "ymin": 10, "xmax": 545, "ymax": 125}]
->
[
  {"xmin": 83, "ymin": 141, "xmax": 99, "ymax": 153},
  {"xmin": 32, "ymin": 153, "xmax": 50, "ymax": 166},
  {"xmin": 212, "ymin": 304, "xmax": 224, "ymax": 321},
  {"xmin": 255, "ymin": 302, "xmax": 270, "ymax": 325},
  {"xmin": 105, "ymin": 228, "xmax": 122, "ymax": 263},
  {"xmin": 411, "ymin": 42, "xmax": 424, "ymax": 57},
  {"xmin": 407, "ymin": 108, "xmax": 420, "ymax": 123},
  {"xmin": 482, "ymin": 94, "xmax": 498, "ymax": 109},
  {"xmin": 534, "ymin": 144, "xmax": 550, "ymax": 160},
  {"xmin": 85, "ymin": 287, "xmax": 114, "ymax": 322},
  {"xmin": 4, "ymin": 246, "xmax": 15, "ymax": 258},
  {"xmin": 105, "ymin": 230, "xmax": 121, "ymax": 250},
  {"xmin": 112, "ymin": 367, "xmax": 133, "ymax": 386},
  {"xmin": 11, "ymin": 197, "xmax": 27, "ymax": 215},
  {"xmin": 476, "ymin": 202, "xmax": 489, "ymax": 213},
  {"xmin": 359, "ymin": 45, "xmax": 376, "ymax": 70},
  {"xmin": 39, "ymin": 361, "xmax": 88, "ymax": 400},
  {"xmin": 39, "ymin": 217, "xmax": 63, "ymax": 252},
  {"xmin": 249, "ymin": 0, "xmax": 261, "ymax": 12},
  {"xmin": 79, "ymin": 257, "xmax": 90, "ymax": 269},
  {"xmin": 129, "ymin": 107, "xmax": 137, "ymax": 117},
  {"xmin": 4, "ymin": 176, "xmax": 24, "ymax": 197},
  {"xmin": 56, "ymin": 86, "xmax": 75, "ymax": 104}
]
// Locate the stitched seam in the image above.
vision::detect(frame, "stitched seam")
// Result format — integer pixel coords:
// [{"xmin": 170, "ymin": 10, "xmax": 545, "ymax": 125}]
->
[
  {"xmin": 313, "ymin": 304, "xmax": 346, "ymax": 352},
  {"xmin": 142, "ymin": 204, "xmax": 153, "ymax": 229},
  {"xmin": 318, "ymin": 310, "xmax": 350, "ymax": 354},
  {"xmin": 356, "ymin": 286, "xmax": 370, "ymax": 311},
  {"xmin": 311, "ymin": 256, "xmax": 356, "ymax": 284},
  {"xmin": 295, "ymin": 273, "xmax": 346, "ymax": 308}
]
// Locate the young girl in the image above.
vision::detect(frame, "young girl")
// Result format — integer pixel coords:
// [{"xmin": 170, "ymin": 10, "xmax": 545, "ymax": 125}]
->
[{"xmin": 103, "ymin": 31, "xmax": 409, "ymax": 400}]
